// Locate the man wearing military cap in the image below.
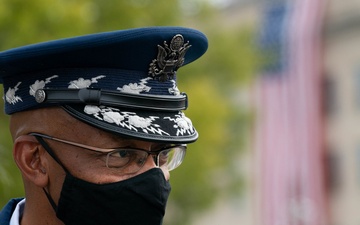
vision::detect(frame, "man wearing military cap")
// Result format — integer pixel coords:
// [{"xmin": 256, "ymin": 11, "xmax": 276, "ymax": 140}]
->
[{"xmin": 0, "ymin": 27, "xmax": 207, "ymax": 225}]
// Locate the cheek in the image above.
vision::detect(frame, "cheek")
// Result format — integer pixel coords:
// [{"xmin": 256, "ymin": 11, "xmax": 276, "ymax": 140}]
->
[
  {"xmin": 66, "ymin": 156, "xmax": 102, "ymax": 180},
  {"xmin": 67, "ymin": 156, "xmax": 132, "ymax": 184}
]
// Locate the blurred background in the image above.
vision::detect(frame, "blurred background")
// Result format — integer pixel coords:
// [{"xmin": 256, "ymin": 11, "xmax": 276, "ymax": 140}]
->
[{"xmin": 0, "ymin": 0, "xmax": 359, "ymax": 224}]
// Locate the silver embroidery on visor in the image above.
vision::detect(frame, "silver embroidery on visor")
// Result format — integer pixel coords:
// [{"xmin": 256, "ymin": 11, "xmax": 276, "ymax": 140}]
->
[{"xmin": 84, "ymin": 105, "xmax": 170, "ymax": 136}]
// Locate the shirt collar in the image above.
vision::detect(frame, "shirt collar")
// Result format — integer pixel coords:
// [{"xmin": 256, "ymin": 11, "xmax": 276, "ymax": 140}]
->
[{"xmin": 9, "ymin": 198, "xmax": 25, "ymax": 225}]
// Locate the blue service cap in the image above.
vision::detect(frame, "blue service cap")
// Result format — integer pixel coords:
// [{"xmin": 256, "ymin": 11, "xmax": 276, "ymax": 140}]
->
[{"xmin": 0, "ymin": 27, "xmax": 208, "ymax": 143}]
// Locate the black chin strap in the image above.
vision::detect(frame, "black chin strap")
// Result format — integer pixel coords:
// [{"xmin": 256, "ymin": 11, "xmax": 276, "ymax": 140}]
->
[
  {"xmin": 34, "ymin": 135, "xmax": 69, "ymax": 212},
  {"xmin": 43, "ymin": 188, "xmax": 58, "ymax": 211},
  {"xmin": 34, "ymin": 135, "xmax": 69, "ymax": 173}
]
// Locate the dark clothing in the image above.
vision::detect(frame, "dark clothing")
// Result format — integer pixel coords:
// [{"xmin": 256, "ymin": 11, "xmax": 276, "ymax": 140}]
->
[{"xmin": 0, "ymin": 198, "xmax": 23, "ymax": 225}]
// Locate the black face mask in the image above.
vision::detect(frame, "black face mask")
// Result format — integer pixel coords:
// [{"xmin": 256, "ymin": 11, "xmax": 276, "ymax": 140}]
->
[{"xmin": 36, "ymin": 136, "xmax": 171, "ymax": 225}]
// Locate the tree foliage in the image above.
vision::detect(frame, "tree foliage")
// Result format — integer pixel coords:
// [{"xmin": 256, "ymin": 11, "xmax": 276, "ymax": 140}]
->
[{"xmin": 0, "ymin": 0, "xmax": 258, "ymax": 224}]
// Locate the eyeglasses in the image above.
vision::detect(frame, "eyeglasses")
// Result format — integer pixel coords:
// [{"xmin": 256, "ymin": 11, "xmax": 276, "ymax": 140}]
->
[{"xmin": 29, "ymin": 133, "xmax": 186, "ymax": 174}]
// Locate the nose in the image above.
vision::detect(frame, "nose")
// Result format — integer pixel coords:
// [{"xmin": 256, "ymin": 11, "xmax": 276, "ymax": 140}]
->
[
  {"xmin": 140, "ymin": 155, "xmax": 170, "ymax": 181},
  {"xmin": 160, "ymin": 166, "xmax": 170, "ymax": 181}
]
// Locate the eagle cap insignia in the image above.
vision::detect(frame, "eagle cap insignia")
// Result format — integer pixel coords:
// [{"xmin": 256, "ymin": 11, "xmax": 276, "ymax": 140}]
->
[{"xmin": 149, "ymin": 34, "xmax": 191, "ymax": 82}]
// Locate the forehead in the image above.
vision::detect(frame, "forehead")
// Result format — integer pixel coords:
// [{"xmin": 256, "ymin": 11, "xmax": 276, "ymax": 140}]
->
[{"xmin": 10, "ymin": 107, "xmax": 88, "ymax": 135}]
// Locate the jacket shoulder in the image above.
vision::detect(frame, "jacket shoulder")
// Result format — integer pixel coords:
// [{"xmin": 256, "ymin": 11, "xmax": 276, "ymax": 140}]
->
[{"xmin": 0, "ymin": 198, "xmax": 24, "ymax": 225}]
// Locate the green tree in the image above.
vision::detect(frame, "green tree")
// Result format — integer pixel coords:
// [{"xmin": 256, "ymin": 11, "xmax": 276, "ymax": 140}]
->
[{"xmin": 0, "ymin": 1, "xmax": 259, "ymax": 224}]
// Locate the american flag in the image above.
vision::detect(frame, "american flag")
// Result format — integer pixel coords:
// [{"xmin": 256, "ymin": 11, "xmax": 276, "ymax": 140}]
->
[{"xmin": 254, "ymin": 0, "xmax": 328, "ymax": 224}]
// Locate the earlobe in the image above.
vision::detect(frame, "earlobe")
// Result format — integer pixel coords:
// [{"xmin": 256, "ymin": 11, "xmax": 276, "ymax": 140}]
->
[{"xmin": 13, "ymin": 135, "xmax": 49, "ymax": 187}]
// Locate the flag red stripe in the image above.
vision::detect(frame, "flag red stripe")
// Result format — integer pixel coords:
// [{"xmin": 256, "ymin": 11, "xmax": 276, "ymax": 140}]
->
[{"xmin": 255, "ymin": 0, "xmax": 327, "ymax": 224}]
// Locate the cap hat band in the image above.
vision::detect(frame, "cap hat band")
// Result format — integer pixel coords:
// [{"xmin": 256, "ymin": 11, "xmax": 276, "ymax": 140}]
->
[
  {"xmin": 2, "ymin": 68, "xmax": 179, "ymax": 114},
  {"xmin": 35, "ymin": 88, "xmax": 188, "ymax": 111}
]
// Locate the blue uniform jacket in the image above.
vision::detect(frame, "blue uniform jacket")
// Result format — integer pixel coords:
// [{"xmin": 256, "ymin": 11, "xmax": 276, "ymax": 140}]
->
[{"xmin": 0, "ymin": 198, "xmax": 24, "ymax": 225}]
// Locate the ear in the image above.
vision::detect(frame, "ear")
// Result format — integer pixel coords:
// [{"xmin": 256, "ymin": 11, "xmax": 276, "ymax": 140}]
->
[{"xmin": 13, "ymin": 135, "xmax": 49, "ymax": 187}]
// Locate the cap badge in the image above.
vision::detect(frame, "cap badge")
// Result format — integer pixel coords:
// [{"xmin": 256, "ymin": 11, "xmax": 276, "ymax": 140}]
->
[{"xmin": 149, "ymin": 34, "xmax": 191, "ymax": 82}]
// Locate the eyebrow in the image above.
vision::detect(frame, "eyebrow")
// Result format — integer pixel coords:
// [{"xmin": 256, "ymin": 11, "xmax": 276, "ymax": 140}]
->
[
  {"xmin": 108, "ymin": 134, "xmax": 171, "ymax": 151},
  {"xmin": 117, "ymin": 143, "xmax": 171, "ymax": 152},
  {"xmin": 39, "ymin": 132, "xmax": 172, "ymax": 152}
]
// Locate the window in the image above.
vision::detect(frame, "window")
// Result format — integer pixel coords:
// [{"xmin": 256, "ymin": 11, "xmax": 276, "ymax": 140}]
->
[
  {"xmin": 325, "ymin": 149, "xmax": 341, "ymax": 193},
  {"xmin": 323, "ymin": 75, "xmax": 337, "ymax": 116},
  {"xmin": 353, "ymin": 70, "xmax": 360, "ymax": 109}
]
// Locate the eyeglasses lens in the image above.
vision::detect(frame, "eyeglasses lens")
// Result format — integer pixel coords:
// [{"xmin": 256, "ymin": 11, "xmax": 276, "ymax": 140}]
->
[{"xmin": 106, "ymin": 146, "xmax": 186, "ymax": 173}]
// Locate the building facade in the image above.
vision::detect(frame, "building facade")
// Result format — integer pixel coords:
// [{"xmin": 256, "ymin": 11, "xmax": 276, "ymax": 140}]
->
[{"xmin": 324, "ymin": 0, "xmax": 360, "ymax": 224}]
